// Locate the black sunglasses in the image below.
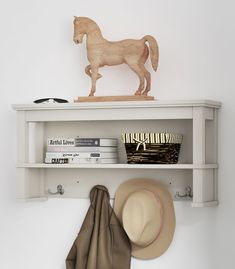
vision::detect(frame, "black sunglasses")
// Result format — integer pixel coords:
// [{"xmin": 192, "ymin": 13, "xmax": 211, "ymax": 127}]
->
[{"xmin": 34, "ymin": 98, "xmax": 69, "ymax": 104}]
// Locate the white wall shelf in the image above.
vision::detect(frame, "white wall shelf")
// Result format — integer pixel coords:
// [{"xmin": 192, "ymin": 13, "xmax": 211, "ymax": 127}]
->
[
  {"xmin": 12, "ymin": 99, "xmax": 221, "ymax": 207},
  {"xmin": 17, "ymin": 163, "xmax": 218, "ymax": 169}
]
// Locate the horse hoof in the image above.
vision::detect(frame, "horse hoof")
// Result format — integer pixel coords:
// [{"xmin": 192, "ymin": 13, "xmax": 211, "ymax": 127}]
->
[{"xmin": 135, "ymin": 91, "xmax": 141, "ymax": 96}]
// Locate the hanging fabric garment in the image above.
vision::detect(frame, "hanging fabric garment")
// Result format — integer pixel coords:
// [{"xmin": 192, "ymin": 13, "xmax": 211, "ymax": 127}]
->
[{"xmin": 66, "ymin": 185, "xmax": 131, "ymax": 269}]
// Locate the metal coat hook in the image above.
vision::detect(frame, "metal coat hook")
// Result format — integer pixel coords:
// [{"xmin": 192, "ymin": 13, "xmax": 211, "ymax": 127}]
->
[
  {"xmin": 175, "ymin": 186, "xmax": 193, "ymax": 199},
  {"xmin": 48, "ymin": 185, "xmax": 64, "ymax": 195}
]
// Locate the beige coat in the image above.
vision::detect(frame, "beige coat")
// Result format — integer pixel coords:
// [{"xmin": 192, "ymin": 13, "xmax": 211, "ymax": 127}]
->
[{"xmin": 66, "ymin": 185, "xmax": 131, "ymax": 269}]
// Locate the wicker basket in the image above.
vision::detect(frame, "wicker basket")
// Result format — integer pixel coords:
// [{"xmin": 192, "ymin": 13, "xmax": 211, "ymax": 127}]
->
[{"xmin": 122, "ymin": 133, "xmax": 183, "ymax": 164}]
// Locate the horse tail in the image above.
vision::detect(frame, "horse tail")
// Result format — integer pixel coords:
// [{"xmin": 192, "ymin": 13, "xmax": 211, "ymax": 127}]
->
[{"xmin": 142, "ymin": 35, "xmax": 159, "ymax": 71}]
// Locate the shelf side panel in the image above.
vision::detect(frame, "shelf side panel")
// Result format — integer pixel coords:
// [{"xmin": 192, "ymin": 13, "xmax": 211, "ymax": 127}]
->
[
  {"xmin": 17, "ymin": 111, "xmax": 29, "ymax": 163},
  {"xmin": 193, "ymin": 107, "xmax": 206, "ymax": 164},
  {"xmin": 193, "ymin": 169, "xmax": 215, "ymax": 203}
]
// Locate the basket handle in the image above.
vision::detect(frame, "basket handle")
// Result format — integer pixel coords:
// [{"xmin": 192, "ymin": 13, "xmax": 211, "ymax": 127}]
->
[{"xmin": 133, "ymin": 138, "xmax": 148, "ymax": 151}]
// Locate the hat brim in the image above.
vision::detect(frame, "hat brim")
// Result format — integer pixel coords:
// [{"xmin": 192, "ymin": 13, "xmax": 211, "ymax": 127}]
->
[{"xmin": 114, "ymin": 178, "xmax": 176, "ymax": 260}]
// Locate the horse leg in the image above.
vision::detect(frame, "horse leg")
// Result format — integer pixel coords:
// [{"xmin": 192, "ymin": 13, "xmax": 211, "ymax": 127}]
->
[
  {"xmin": 85, "ymin": 65, "xmax": 91, "ymax": 77},
  {"xmin": 140, "ymin": 64, "xmax": 151, "ymax": 95},
  {"xmin": 128, "ymin": 64, "xmax": 145, "ymax": 95},
  {"xmin": 85, "ymin": 65, "xmax": 102, "ymax": 79},
  {"xmin": 89, "ymin": 66, "xmax": 99, "ymax": 96}
]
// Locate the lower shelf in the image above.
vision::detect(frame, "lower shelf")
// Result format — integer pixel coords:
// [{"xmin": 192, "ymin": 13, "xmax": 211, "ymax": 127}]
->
[
  {"xmin": 17, "ymin": 163, "xmax": 218, "ymax": 169},
  {"xmin": 16, "ymin": 196, "xmax": 218, "ymax": 208},
  {"xmin": 191, "ymin": 201, "xmax": 219, "ymax": 207},
  {"xmin": 16, "ymin": 163, "xmax": 218, "ymax": 207}
]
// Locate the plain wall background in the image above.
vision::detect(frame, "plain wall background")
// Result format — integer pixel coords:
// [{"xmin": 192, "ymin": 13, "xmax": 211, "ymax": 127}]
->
[{"xmin": 0, "ymin": 0, "xmax": 234, "ymax": 268}]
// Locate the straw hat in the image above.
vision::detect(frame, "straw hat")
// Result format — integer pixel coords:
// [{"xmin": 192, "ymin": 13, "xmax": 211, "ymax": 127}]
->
[{"xmin": 114, "ymin": 178, "xmax": 175, "ymax": 260}]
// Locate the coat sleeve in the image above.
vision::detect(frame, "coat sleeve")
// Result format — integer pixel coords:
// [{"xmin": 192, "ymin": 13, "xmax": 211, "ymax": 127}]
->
[{"xmin": 66, "ymin": 242, "xmax": 77, "ymax": 269}]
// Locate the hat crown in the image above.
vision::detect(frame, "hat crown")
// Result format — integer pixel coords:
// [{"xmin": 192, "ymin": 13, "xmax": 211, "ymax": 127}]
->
[
  {"xmin": 114, "ymin": 178, "xmax": 176, "ymax": 259},
  {"xmin": 122, "ymin": 190, "xmax": 163, "ymax": 247}
]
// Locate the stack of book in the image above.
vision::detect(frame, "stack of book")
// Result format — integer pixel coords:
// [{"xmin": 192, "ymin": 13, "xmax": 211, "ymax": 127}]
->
[{"xmin": 45, "ymin": 137, "xmax": 118, "ymax": 164}]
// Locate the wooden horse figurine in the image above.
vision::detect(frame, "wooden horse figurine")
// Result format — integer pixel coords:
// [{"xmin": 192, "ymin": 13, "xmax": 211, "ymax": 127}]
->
[{"xmin": 73, "ymin": 17, "xmax": 159, "ymax": 97}]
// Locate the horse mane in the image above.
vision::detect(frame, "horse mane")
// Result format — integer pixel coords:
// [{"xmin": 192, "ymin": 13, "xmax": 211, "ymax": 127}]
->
[{"xmin": 74, "ymin": 17, "xmax": 102, "ymax": 34}]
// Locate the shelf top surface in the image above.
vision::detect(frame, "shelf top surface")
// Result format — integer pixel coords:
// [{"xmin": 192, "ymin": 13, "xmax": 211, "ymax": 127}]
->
[
  {"xmin": 12, "ymin": 99, "xmax": 221, "ymax": 111},
  {"xmin": 18, "ymin": 163, "xmax": 218, "ymax": 169}
]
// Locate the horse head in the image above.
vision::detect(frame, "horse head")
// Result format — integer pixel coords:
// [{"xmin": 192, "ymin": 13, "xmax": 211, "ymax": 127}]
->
[
  {"xmin": 73, "ymin": 17, "xmax": 87, "ymax": 44},
  {"xmin": 73, "ymin": 17, "xmax": 102, "ymax": 44}
]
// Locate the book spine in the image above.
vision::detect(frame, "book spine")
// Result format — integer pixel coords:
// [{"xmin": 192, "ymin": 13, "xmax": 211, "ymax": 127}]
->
[
  {"xmin": 47, "ymin": 146, "xmax": 117, "ymax": 153},
  {"xmin": 46, "ymin": 152, "xmax": 118, "ymax": 158},
  {"xmin": 75, "ymin": 138, "xmax": 117, "ymax": 147},
  {"xmin": 45, "ymin": 157, "xmax": 118, "ymax": 164},
  {"xmin": 45, "ymin": 158, "xmax": 69, "ymax": 164},
  {"xmin": 47, "ymin": 138, "xmax": 118, "ymax": 147},
  {"xmin": 47, "ymin": 138, "xmax": 75, "ymax": 146}
]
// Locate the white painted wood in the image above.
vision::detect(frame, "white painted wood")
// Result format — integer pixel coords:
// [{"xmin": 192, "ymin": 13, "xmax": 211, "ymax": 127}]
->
[
  {"xmin": 28, "ymin": 122, "xmax": 45, "ymax": 163},
  {"xmin": 12, "ymin": 99, "xmax": 222, "ymax": 111},
  {"xmin": 45, "ymin": 168, "xmax": 192, "ymax": 200},
  {"xmin": 17, "ymin": 163, "xmax": 218, "ymax": 169},
  {"xmin": 34, "ymin": 122, "xmax": 45, "ymax": 163},
  {"xmin": 16, "ymin": 112, "xmax": 30, "ymax": 200},
  {"xmin": 193, "ymin": 107, "xmax": 206, "ymax": 164},
  {"xmin": 204, "ymin": 107, "xmax": 214, "ymax": 120},
  {"xmin": 192, "ymin": 106, "xmax": 219, "ymax": 204},
  {"xmin": 193, "ymin": 169, "xmax": 215, "ymax": 203},
  {"xmin": 25, "ymin": 107, "xmax": 193, "ymax": 122},
  {"xmin": 213, "ymin": 110, "xmax": 219, "ymax": 201},
  {"xmin": 191, "ymin": 201, "xmax": 218, "ymax": 207},
  {"xmin": 17, "ymin": 111, "xmax": 29, "ymax": 163},
  {"xmin": 13, "ymin": 100, "xmax": 220, "ymax": 206},
  {"xmin": 16, "ymin": 115, "xmax": 46, "ymax": 200},
  {"xmin": 11, "ymin": 100, "xmax": 219, "ymax": 122}
]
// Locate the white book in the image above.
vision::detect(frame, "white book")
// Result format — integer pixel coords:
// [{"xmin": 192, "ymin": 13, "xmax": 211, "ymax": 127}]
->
[
  {"xmin": 46, "ymin": 152, "xmax": 118, "ymax": 159},
  {"xmin": 45, "ymin": 157, "xmax": 118, "ymax": 164},
  {"xmin": 47, "ymin": 138, "xmax": 75, "ymax": 147},
  {"xmin": 47, "ymin": 138, "xmax": 118, "ymax": 147},
  {"xmin": 75, "ymin": 138, "xmax": 118, "ymax": 147},
  {"xmin": 47, "ymin": 146, "xmax": 117, "ymax": 153}
]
